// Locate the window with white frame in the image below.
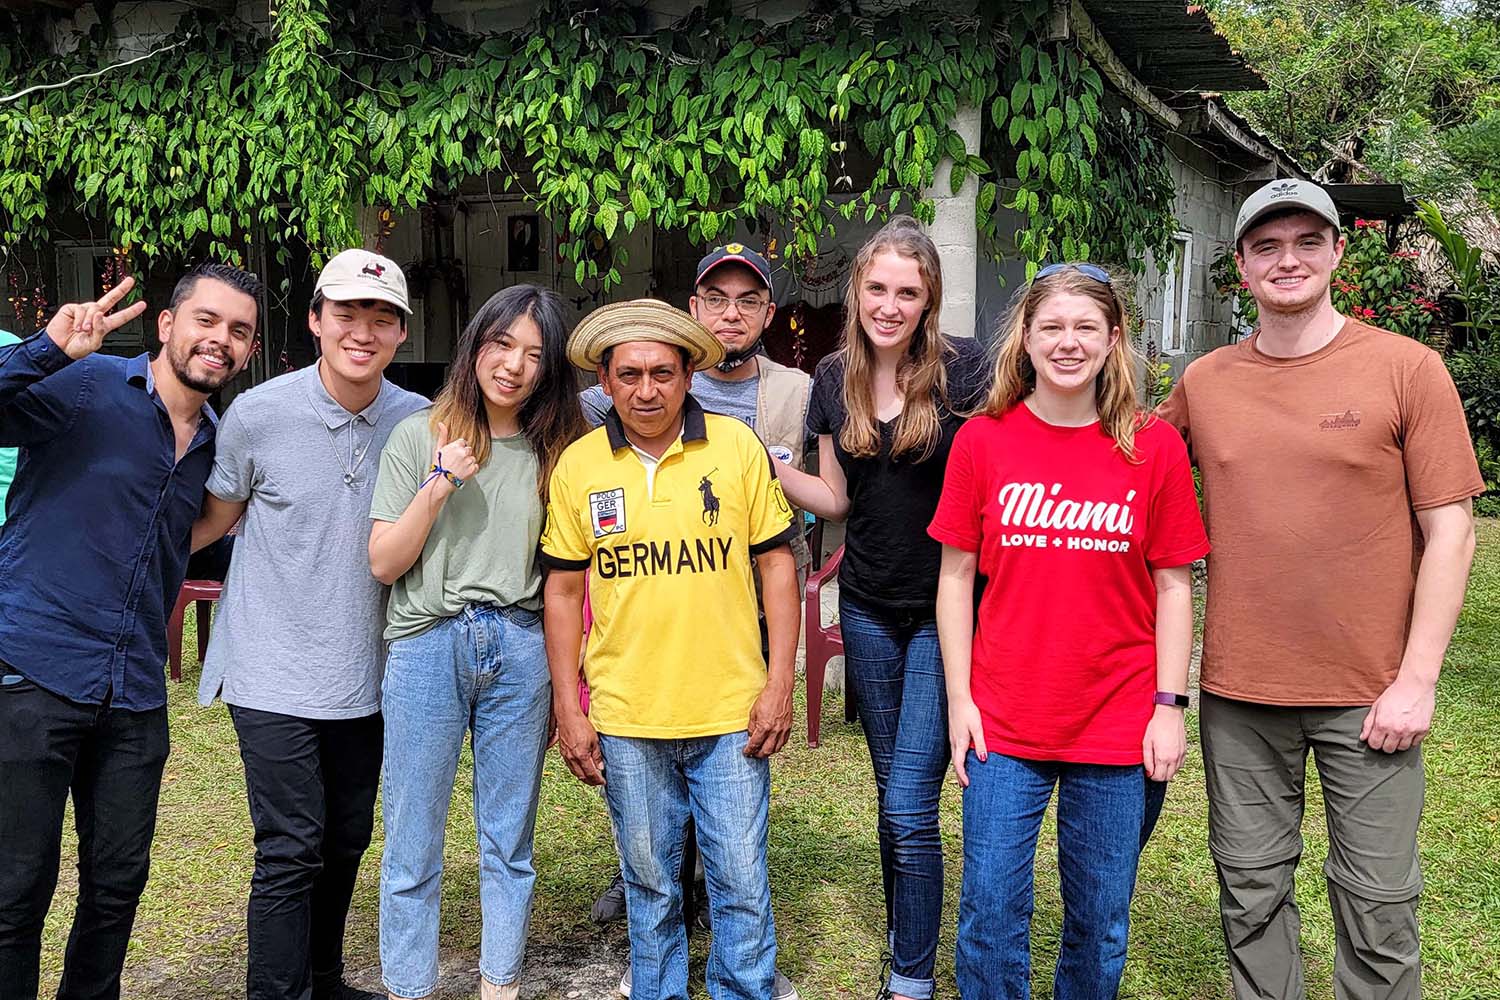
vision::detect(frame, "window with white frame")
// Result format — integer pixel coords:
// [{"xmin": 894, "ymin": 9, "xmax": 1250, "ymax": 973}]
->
[{"xmin": 1160, "ymin": 231, "xmax": 1193, "ymax": 353}]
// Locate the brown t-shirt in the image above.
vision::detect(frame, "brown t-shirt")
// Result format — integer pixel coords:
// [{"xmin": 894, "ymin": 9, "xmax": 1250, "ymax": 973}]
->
[{"xmin": 1157, "ymin": 319, "xmax": 1483, "ymax": 706}]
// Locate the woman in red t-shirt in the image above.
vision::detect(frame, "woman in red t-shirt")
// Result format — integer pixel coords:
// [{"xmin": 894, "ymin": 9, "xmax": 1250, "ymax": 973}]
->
[{"xmin": 928, "ymin": 264, "xmax": 1208, "ymax": 1000}]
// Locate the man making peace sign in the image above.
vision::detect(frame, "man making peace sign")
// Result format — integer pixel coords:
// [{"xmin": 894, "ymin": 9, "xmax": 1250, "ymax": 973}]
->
[{"xmin": 0, "ymin": 265, "xmax": 260, "ymax": 1000}]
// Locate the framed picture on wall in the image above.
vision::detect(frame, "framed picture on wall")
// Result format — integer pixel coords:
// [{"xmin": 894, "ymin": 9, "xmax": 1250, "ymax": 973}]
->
[{"xmin": 508, "ymin": 214, "xmax": 540, "ymax": 272}]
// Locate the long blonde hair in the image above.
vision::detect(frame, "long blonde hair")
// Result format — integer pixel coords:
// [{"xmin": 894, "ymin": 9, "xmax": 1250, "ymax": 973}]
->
[
  {"xmin": 983, "ymin": 266, "xmax": 1148, "ymax": 461},
  {"xmin": 838, "ymin": 215, "xmax": 954, "ymax": 461}
]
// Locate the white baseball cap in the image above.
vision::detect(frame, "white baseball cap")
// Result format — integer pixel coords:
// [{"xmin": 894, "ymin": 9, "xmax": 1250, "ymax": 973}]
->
[
  {"xmin": 314, "ymin": 249, "xmax": 411, "ymax": 314},
  {"xmin": 1234, "ymin": 179, "xmax": 1342, "ymax": 246}
]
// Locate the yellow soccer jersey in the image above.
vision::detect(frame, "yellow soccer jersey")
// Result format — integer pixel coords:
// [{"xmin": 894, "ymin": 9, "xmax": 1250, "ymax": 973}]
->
[{"xmin": 540, "ymin": 395, "xmax": 797, "ymax": 738}]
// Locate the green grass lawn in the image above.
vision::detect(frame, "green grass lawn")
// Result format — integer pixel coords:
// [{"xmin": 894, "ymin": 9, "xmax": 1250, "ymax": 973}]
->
[{"xmin": 39, "ymin": 520, "xmax": 1500, "ymax": 998}]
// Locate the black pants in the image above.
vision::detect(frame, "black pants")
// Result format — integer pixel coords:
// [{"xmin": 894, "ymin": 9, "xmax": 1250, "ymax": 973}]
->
[
  {"xmin": 230, "ymin": 706, "xmax": 381, "ymax": 1000},
  {"xmin": 0, "ymin": 661, "xmax": 169, "ymax": 1000}
]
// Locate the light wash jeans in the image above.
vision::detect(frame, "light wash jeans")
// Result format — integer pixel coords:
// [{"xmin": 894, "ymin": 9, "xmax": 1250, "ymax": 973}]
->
[
  {"xmin": 379, "ymin": 604, "xmax": 550, "ymax": 998},
  {"xmin": 600, "ymin": 730, "xmax": 775, "ymax": 1000}
]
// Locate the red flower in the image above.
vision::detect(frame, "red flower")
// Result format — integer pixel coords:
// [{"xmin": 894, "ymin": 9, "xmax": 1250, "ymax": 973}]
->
[{"xmin": 1355, "ymin": 218, "xmax": 1374, "ymax": 229}]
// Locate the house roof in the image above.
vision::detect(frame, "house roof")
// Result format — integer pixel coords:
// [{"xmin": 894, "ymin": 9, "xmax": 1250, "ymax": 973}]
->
[
  {"xmin": 1177, "ymin": 95, "xmax": 1308, "ymax": 178},
  {"xmin": 1322, "ymin": 184, "xmax": 1417, "ymax": 223},
  {"xmin": 1080, "ymin": 0, "xmax": 1265, "ymax": 94}
]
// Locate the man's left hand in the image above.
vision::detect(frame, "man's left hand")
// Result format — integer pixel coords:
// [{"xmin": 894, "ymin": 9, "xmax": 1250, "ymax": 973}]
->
[
  {"xmin": 745, "ymin": 678, "xmax": 793, "ymax": 758},
  {"xmin": 1360, "ymin": 675, "xmax": 1437, "ymax": 753}
]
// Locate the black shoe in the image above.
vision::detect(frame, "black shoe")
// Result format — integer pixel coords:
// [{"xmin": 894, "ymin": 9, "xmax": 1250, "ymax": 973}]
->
[
  {"xmin": 692, "ymin": 878, "xmax": 711, "ymax": 931},
  {"xmin": 312, "ymin": 980, "xmax": 384, "ymax": 1000},
  {"xmin": 592, "ymin": 869, "xmax": 628, "ymax": 924}
]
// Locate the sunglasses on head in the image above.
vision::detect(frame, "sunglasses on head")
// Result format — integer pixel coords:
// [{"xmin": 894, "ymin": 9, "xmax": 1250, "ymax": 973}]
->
[{"xmin": 1035, "ymin": 262, "xmax": 1112, "ymax": 284}]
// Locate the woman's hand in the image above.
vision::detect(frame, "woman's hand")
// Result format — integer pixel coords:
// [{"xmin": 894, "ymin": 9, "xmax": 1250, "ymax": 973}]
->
[
  {"xmin": 429, "ymin": 422, "xmax": 480, "ymax": 500},
  {"xmin": 948, "ymin": 696, "xmax": 988, "ymax": 788},
  {"xmin": 1143, "ymin": 704, "xmax": 1187, "ymax": 782}
]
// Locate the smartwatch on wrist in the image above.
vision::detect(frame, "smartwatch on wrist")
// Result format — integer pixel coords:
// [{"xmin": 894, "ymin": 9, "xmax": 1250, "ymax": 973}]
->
[{"xmin": 1154, "ymin": 691, "xmax": 1190, "ymax": 708}]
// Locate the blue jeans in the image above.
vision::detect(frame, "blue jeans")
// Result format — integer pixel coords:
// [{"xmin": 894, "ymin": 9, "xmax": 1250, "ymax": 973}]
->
[
  {"xmin": 956, "ymin": 753, "xmax": 1164, "ymax": 1000},
  {"xmin": 379, "ymin": 605, "xmax": 551, "ymax": 998},
  {"xmin": 600, "ymin": 730, "xmax": 775, "ymax": 1000},
  {"xmin": 837, "ymin": 595, "xmax": 948, "ymax": 1000}
]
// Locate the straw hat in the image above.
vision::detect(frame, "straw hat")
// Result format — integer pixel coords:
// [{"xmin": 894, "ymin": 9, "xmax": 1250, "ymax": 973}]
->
[{"xmin": 567, "ymin": 298, "xmax": 726, "ymax": 372}]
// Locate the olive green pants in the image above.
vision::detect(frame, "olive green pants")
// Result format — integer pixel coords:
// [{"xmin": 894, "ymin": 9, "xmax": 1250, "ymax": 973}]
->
[{"xmin": 1200, "ymin": 693, "xmax": 1424, "ymax": 1000}]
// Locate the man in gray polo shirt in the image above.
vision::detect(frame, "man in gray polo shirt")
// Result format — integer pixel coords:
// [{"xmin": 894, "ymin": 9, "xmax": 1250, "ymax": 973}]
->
[{"xmin": 191, "ymin": 250, "xmax": 426, "ymax": 1000}]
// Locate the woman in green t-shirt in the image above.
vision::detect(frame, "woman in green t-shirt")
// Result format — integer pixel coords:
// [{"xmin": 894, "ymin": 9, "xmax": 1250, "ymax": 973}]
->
[{"xmin": 368, "ymin": 284, "xmax": 587, "ymax": 1000}]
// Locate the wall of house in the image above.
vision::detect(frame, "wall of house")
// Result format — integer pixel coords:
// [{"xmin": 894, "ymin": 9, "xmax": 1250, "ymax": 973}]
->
[{"xmin": 1137, "ymin": 136, "xmax": 1253, "ymax": 376}]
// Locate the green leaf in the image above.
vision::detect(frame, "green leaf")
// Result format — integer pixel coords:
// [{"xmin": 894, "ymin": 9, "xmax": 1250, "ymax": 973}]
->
[
  {"xmin": 989, "ymin": 95, "xmax": 1009, "ymax": 127},
  {"xmin": 1010, "ymin": 78, "xmax": 1030, "ymax": 114},
  {"xmin": 596, "ymin": 202, "xmax": 619, "ymax": 239}
]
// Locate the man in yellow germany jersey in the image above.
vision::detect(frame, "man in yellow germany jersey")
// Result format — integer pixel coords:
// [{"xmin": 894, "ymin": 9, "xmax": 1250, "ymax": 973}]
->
[{"xmin": 542, "ymin": 299, "xmax": 800, "ymax": 1000}]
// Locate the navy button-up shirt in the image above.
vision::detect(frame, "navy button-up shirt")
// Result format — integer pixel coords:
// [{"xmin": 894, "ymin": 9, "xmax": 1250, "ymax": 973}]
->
[{"xmin": 0, "ymin": 333, "xmax": 218, "ymax": 710}]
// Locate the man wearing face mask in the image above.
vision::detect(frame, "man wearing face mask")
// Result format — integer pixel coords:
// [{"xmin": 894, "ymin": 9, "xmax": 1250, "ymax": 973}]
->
[
  {"xmin": 190, "ymin": 250, "xmax": 427, "ymax": 1000},
  {"xmin": 0, "ymin": 266, "xmax": 261, "ymax": 1000}
]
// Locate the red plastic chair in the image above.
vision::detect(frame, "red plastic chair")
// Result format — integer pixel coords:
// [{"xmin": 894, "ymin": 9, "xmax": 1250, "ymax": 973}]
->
[
  {"xmin": 804, "ymin": 544, "xmax": 850, "ymax": 747},
  {"xmin": 167, "ymin": 580, "xmax": 222, "ymax": 682}
]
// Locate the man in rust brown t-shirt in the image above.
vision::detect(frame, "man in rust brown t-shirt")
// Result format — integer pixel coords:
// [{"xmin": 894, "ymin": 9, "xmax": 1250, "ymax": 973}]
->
[{"xmin": 1159, "ymin": 179, "xmax": 1482, "ymax": 1000}]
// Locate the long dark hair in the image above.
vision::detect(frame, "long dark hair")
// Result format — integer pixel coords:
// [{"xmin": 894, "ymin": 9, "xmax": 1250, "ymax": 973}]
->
[{"xmin": 428, "ymin": 284, "xmax": 587, "ymax": 500}]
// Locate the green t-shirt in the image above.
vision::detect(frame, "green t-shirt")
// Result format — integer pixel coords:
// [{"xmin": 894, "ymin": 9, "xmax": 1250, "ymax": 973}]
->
[
  {"xmin": 0, "ymin": 330, "xmax": 20, "ymax": 528},
  {"xmin": 370, "ymin": 409, "xmax": 544, "ymax": 641}
]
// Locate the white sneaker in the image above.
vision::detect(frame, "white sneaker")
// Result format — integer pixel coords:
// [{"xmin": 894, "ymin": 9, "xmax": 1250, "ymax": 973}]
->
[
  {"xmin": 773, "ymin": 970, "xmax": 801, "ymax": 1000},
  {"xmin": 618, "ymin": 966, "xmax": 632, "ymax": 997}
]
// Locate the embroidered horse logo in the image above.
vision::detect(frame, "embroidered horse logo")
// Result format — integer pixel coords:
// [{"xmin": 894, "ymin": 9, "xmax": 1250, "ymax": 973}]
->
[{"xmin": 699, "ymin": 472, "xmax": 721, "ymax": 526}]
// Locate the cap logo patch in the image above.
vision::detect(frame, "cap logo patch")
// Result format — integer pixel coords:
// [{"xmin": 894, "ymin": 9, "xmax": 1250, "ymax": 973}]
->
[
  {"xmin": 360, "ymin": 262, "xmax": 387, "ymax": 279},
  {"xmin": 1268, "ymin": 181, "xmax": 1299, "ymax": 199},
  {"xmin": 724, "ymin": 242, "xmax": 744, "ymax": 254}
]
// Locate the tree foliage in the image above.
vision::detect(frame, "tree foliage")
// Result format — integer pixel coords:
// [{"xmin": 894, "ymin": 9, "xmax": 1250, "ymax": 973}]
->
[
  {"xmin": 0, "ymin": 0, "xmax": 1176, "ymax": 290},
  {"xmin": 1207, "ymin": 0, "xmax": 1500, "ymax": 210}
]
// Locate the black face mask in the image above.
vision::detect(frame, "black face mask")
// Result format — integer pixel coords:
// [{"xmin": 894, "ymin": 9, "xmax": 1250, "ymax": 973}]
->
[{"xmin": 715, "ymin": 337, "xmax": 764, "ymax": 373}]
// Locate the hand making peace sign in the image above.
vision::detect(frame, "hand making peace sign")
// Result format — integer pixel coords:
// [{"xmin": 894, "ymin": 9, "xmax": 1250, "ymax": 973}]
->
[{"xmin": 45, "ymin": 276, "xmax": 150, "ymax": 360}]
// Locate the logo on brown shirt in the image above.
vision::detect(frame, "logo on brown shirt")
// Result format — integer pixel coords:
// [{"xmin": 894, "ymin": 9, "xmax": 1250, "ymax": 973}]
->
[{"xmin": 1319, "ymin": 409, "xmax": 1362, "ymax": 430}]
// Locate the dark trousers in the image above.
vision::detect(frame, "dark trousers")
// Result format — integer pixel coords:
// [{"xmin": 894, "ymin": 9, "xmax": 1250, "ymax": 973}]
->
[
  {"xmin": 0, "ymin": 661, "xmax": 169, "ymax": 1000},
  {"xmin": 230, "ymin": 706, "xmax": 382, "ymax": 1000}
]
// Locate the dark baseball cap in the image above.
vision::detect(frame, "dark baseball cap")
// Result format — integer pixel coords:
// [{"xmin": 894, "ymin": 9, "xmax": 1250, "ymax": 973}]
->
[{"xmin": 695, "ymin": 243, "xmax": 771, "ymax": 290}]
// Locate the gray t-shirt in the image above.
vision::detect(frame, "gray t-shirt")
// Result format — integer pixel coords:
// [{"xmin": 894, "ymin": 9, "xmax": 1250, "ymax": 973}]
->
[
  {"xmin": 197, "ymin": 364, "xmax": 427, "ymax": 719},
  {"xmin": 579, "ymin": 370, "xmax": 758, "ymax": 429},
  {"xmin": 369, "ymin": 411, "xmax": 543, "ymax": 641}
]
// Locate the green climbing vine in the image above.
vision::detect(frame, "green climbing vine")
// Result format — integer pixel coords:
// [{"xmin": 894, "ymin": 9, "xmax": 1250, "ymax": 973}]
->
[{"xmin": 0, "ymin": 0, "xmax": 1177, "ymax": 295}]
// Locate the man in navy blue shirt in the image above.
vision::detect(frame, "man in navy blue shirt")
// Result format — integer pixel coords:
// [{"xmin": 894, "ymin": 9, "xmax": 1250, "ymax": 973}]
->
[{"xmin": 0, "ymin": 264, "xmax": 260, "ymax": 1000}]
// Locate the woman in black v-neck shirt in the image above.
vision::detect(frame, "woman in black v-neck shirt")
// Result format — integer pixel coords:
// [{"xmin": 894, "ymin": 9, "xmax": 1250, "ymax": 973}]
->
[{"xmin": 781, "ymin": 217, "xmax": 990, "ymax": 1000}]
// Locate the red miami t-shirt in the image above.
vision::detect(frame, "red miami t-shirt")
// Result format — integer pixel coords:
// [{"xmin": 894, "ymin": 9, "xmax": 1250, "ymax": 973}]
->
[{"xmin": 928, "ymin": 402, "xmax": 1209, "ymax": 765}]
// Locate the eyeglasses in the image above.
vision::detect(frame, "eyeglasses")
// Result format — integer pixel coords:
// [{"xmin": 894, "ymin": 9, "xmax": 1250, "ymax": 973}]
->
[
  {"xmin": 699, "ymin": 293, "xmax": 770, "ymax": 316},
  {"xmin": 1035, "ymin": 262, "xmax": 1112, "ymax": 284}
]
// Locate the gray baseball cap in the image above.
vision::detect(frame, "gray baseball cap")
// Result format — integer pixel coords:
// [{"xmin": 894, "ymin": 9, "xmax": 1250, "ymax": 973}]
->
[
  {"xmin": 314, "ymin": 249, "xmax": 411, "ymax": 314},
  {"xmin": 1233, "ymin": 179, "xmax": 1341, "ymax": 246}
]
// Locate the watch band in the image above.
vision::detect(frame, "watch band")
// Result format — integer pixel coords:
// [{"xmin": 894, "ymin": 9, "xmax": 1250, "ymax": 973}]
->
[{"xmin": 1154, "ymin": 691, "xmax": 1190, "ymax": 708}]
